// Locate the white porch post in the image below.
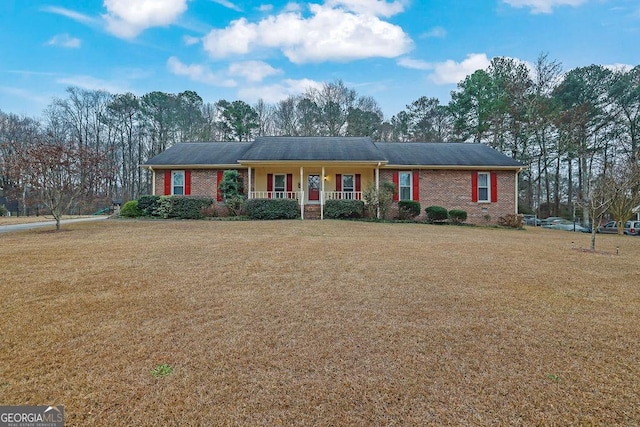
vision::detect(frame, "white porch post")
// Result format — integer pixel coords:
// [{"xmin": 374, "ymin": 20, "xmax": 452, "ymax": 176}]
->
[
  {"xmin": 248, "ymin": 167, "xmax": 252, "ymax": 199},
  {"xmin": 321, "ymin": 166, "xmax": 325, "ymax": 220},
  {"xmin": 376, "ymin": 164, "xmax": 380, "ymax": 219},
  {"xmin": 300, "ymin": 166, "xmax": 304, "ymax": 220},
  {"xmin": 150, "ymin": 167, "xmax": 155, "ymax": 196}
]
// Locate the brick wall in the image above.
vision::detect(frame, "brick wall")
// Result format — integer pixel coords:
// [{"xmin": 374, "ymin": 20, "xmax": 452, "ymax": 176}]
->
[
  {"xmin": 381, "ymin": 169, "xmax": 517, "ymax": 225},
  {"xmin": 154, "ymin": 169, "xmax": 248, "ymax": 199}
]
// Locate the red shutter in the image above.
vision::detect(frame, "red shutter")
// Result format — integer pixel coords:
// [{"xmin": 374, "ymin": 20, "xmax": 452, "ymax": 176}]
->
[
  {"xmin": 491, "ymin": 172, "xmax": 498, "ymax": 203},
  {"xmin": 471, "ymin": 171, "xmax": 478, "ymax": 202},
  {"xmin": 185, "ymin": 170, "xmax": 191, "ymax": 196},
  {"xmin": 355, "ymin": 174, "xmax": 361, "ymax": 200},
  {"xmin": 267, "ymin": 173, "xmax": 273, "ymax": 199},
  {"xmin": 412, "ymin": 171, "xmax": 419, "ymax": 201},
  {"xmin": 286, "ymin": 174, "xmax": 293, "ymax": 193},
  {"xmin": 336, "ymin": 174, "xmax": 342, "ymax": 194},
  {"xmin": 164, "ymin": 171, "xmax": 171, "ymax": 195},
  {"xmin": 392, "ymin": 171, "xmax": 399, "ymax": 202},
  {"xmin": 217, "ymin": 170, "xmax": 224, "ymax": 201}
]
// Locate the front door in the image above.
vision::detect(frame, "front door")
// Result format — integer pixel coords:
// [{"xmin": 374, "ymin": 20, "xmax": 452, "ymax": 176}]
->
[{"xmin": 308, "ymin": 174, "xmax": 320, "ymax": 201}]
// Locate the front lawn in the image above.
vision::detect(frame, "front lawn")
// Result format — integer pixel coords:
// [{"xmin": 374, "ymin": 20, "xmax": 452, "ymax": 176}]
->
[{"xmin": 1, "ymin": 221, "xmax": 639, "ymax": 425}]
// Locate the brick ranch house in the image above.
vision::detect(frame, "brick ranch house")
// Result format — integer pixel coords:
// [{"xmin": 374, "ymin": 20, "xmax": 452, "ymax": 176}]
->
[{"xmin": 142, "ymin": 137, "xmax": 524, "ymax": 223}]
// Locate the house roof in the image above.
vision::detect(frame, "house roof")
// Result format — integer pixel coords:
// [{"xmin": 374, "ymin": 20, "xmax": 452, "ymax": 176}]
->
[
  {"xmin": 374, "ymin": 142, "xmax": 523, "ymax": 167},
  {"xmin": 240, "ymin": 137, "xmax": 387, "ymax": 162},
  {"xmin": 143, "ymin": 142, "xmax": 251, "ymax": 167},
  {"xmin": 142, "ymin": 138, "xmax": 524, "ymax": 169}
]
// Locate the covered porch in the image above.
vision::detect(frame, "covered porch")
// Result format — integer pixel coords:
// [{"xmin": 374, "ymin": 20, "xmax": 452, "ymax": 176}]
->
[{"xmin": 242, "ymin": 163, "xmax": 381, "ymax": 219}]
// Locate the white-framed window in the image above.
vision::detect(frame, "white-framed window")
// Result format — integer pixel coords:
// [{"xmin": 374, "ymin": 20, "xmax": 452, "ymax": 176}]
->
[
  {"xmin": 172, "ymin": 170, "xmax": 185, "ymax": 195},
  {"xmin": 399, "ymin": 172, "xmax": 412, "ymax": 201},
  {"xmin": 274, "ymin": 174, "xmax": 286, "ymax": 198},
  {"xmin": 342, "ymin": 174, "xmax": 354, "ymax": 199},
  {"xmin": 478, "ymin": 172, "xmax": 490, "ymax": 202}
]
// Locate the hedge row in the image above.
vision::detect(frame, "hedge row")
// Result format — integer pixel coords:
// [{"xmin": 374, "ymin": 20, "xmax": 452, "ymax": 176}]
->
[
  {"xmin": 425, "ymin": 205, "xmax": 468, "ymax": 224},
  {"xmin": 245, "ymin": 198, "xmax": 300, "ymax": 220},
  {"xmin": 125, "ymin": 195, "xmax": 214, "ymax": 219},
  {"xmin": 324, "ymin": 199, "xmax": 364, "ymax": 219}
]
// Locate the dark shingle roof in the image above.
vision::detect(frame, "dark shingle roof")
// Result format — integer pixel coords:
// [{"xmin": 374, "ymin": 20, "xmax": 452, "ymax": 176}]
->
[
  {"xmin": 240, "ymin": 137, "xmax": 386, "ymax": 162},
  {"xmin": 142, "ymin": 139, "xmax": 523, "ymax": 169},
  {"xmin": 374, "ymin": 142, "xmax": 523, "ymax": 167},
  {"xmin": 143, "ymin": 142, "xmax": 251, "ymax": 166}
]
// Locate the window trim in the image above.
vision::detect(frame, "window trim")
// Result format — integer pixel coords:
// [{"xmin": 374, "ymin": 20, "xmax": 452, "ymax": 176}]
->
[
  {"xmin": 172, "ymin": 170, "xmax": 185, "ymax": 195},
  {"xmin": 273, "ymin": 173, "xmax": 286, "ymax": 198},
  {"xmin": 477, "ymin": 172, "xmax": 490, "ymax": 203},
  {"xmin": 398, "ymin": 171, "xmax": 412, "ymax": 201}
]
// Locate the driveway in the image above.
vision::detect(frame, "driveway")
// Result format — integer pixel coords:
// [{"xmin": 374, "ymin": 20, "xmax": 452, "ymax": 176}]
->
[{"xmin": 0, "ymin": 216, "xmax": 109, "ymax": 234}]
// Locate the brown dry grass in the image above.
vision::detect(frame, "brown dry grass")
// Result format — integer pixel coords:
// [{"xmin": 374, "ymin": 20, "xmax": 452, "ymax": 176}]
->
[
  {"xmin": 0, "ymin": 215, "xmax": 95, "ymax": 226},
  {"xmin": 1, "ymin": 220, "xmax": 639, "ymax": 426}
]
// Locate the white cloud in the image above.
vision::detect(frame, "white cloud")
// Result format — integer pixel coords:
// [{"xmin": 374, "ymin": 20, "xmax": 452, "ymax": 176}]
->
[
  {"xmin": 211, "ymin": 0, "xmax": 243, "ymax": 12},
  {"xmin": 429, "ymin": 53, "xmax": 491, "ymax": 84},
  {"xmin": 257, "ymin": 4, "xmax": 274, "ymax": 12},
  {"xmin": 398, "ymin": 54, "xmax": 492, "ymax": 85},
  {"xmin": 167, "ymin": 57, "xmax": 237, "ymax": 87},
  {"xmin": 56, "ymin": 75, "xmax": 129, "ymax": 94},
  {"xmin": 238, "ymin": 78, "xmax": 323, "ymax": 104},
  {"xmin": 397, "ymin": 57, "xmax": 433, "ymax": 71},
  {"xmin": 604, "ymin": 63, "xmax": 634, "ymax": 72},
  {"xmin": 45, "ymin": 33, "xmax": 82, "ymax": 48},
  {"xmin": 183, "ymin": 35, "xmax": 200, "ymax": 46},
  {"xmin": 502, "ymin": 0, "xmax": 588, "ymax": 14},
  {"xmin": 103, "ymin": 0, "xmax": 188, "ymax": 39},
  {"xmin": 41, "ymin": 6, "xmax": 97, "ymax": 25},
  {"xmin": 202, "ymin": 3, "xmax": 412, "ymax": 63},
  {"xmin": 420, "ymin": 26, "xmax": 446, "ymax": 38},
  {"xmin": 323, "ymin": 0, "xmax": 406, "ymax": 17},
  {"xmin": 228, "ymin": 61, "xmax": 282, "ymax": 82}
]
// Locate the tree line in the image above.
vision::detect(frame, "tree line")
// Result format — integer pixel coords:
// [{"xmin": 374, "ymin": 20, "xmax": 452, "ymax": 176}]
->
[{"xmin": 1, "ymin": 53, "xmax": 639, "ymax": 222}]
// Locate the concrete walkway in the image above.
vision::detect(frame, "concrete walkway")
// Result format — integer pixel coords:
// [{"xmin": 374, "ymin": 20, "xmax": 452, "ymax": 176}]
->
[{"xmin": 0, "ymin": 216, "xmax": 109, "ymax": 234}]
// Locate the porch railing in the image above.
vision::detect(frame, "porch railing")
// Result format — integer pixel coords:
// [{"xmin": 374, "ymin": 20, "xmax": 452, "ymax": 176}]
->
[
  {"xmin": 249, "ymin": 191, "xmax": 363, "ymax": 201},
  {"xmin": 324, "ymin": 191, "xmax": 363, "ymax": 201},
  {"xmin": 249, "ymin": 191, "xmax": 302, "ymax": 200}
]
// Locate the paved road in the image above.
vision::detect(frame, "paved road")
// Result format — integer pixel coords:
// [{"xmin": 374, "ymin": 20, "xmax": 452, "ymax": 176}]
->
[{"xmin": 0, "ymin": 216, "xmax": 109, "ymax": 234}]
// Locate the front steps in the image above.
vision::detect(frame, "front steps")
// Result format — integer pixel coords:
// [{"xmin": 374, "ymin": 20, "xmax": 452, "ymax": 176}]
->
[{"xmin": 304, "ymin": 204, "xmax": 322, "ymax": 220}]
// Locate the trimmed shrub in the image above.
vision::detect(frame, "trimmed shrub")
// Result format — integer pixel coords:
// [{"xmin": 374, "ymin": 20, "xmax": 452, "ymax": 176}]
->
[
  {"xmin": 120, "ymin": 200, "xmax": 142, "ymax": 218},
  {"xmin": 448, "ymin": 209, "xmax": 468, "ymax": 224},
  {"xmin": 398, "ymin": 200, "xmax": 421, "ymax": 220},
  {"xmin": 150, "ymin": 196, "xmax": 214, "ymax": 219},
  {"xmin": 0, "ymin": 204, "xmax": 7, "ymax": 216},
  {"xmin": 245, "ymin": 199, "xmax": 299, "ymax": 220},
  {"xmin": 498, "ymin": 214, "xmax": 524, "ymax": 229},
  {"xmin": 324, "ymin": 199, "xmax": 364, "ymax": 219},
  {"xmin": 137, "ymin": 195, "xmax": 161, "ymax": 216},
  {"xmin": 425, "ymin": 205, "xmax": 448, "ymax": 223}
]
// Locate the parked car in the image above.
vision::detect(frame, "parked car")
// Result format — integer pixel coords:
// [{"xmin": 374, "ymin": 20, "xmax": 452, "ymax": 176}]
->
[
  {"xmin": 523, "ymin": 214, "xmax": 541, "ymax": 226},
  {"xmin": 597, "ymin": 220, "xmax": 640, "ymax": 235},
  {"xmin": 598, "ymin": 221, "xmax": 619, "ymax": 234},
  {"xmin": 545, "ymin": 220, "xmax": 589, "ymax": 232},
  {"xmin": 540, "ymin": 216, "xmax": 565, "ymax": 227},
  {"xmin": 624, "ymin": 220, "xmax": 640, "ymax": 236}
]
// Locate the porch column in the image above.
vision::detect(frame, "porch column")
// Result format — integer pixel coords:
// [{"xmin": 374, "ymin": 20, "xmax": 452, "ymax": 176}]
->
[
  {"xmin": 376, "ymin": 164, "xmax": 380, "ymax": 219},
  {"xmin": 300, "ymin": 166, "xmax": 304, "ymax": 220},
  {"xmin": 248, "ymin": 167, "xmax": 252, "ymax": 199},
  {"xmin": 321, "ymin": 166, "xmax": 325, "ymax": 220},
  {"xmin": 150, "ymin": 167, "xmax": 155, "ymax": 196}
]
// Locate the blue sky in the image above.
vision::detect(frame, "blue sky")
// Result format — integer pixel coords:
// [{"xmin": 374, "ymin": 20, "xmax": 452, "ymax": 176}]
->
[{"xmin": 0, "ymin": 0, "xmax": 638, "ymax": 120}]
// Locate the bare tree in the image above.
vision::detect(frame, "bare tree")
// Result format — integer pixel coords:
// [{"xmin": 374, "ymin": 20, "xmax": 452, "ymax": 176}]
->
[{"xmin": 19, "ymin": 141, "xmax": 111, "ymax": 230}]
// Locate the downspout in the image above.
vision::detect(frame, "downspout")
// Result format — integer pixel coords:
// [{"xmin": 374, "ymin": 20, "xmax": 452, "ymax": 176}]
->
[
  {"xmin": 376, "ymin": 162, "xmax": 381, "ymax": 219},
  {"xmin": 321, "ymin": 166, "xmax": 325, "ymax": 220},
  {"xmin": 515, "ymin": 168, "xmax": 521, "ymax": 214},
  {"xmin": 300, "ymin": 166, "xmax": 304, "ymax": 220}
]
